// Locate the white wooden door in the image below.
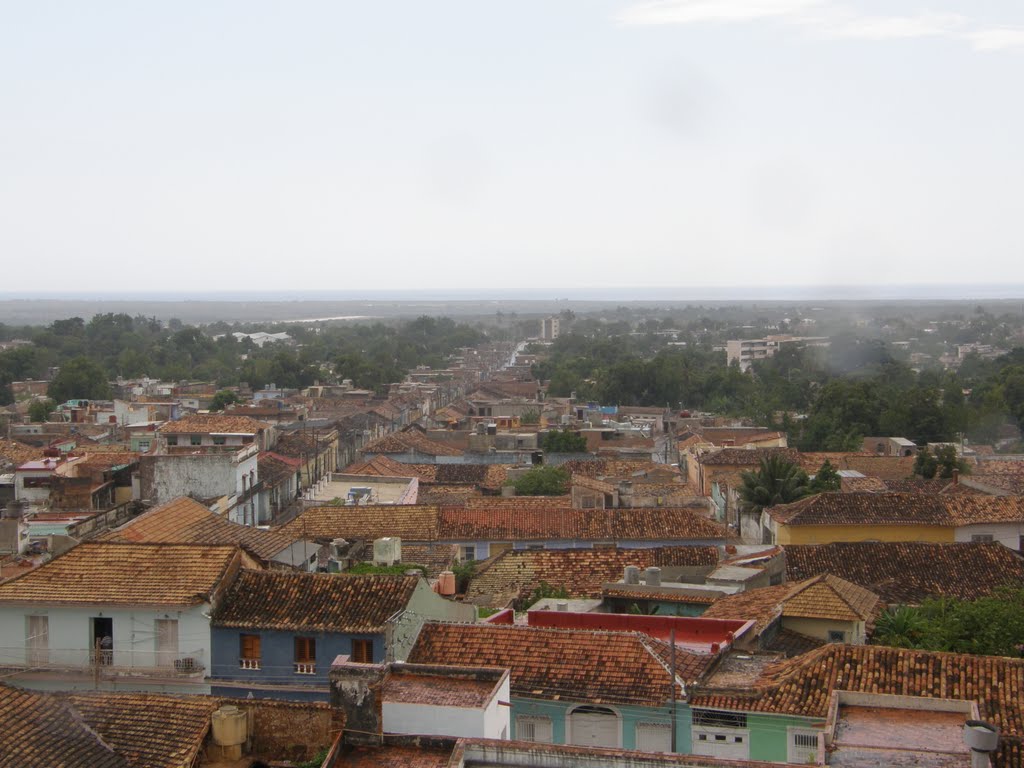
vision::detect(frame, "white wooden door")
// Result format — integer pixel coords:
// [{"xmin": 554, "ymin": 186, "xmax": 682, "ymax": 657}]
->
[
  {"xmin": 26, "ymin": 615, "xmax": 49, "ymax": 665},
  {"xmin": 570, "ymin": 708, "xmax": 619, "ymax": 749},
  {"xmin": 155, "ymin": 619, "xmax": 179, "ymax": 667}
]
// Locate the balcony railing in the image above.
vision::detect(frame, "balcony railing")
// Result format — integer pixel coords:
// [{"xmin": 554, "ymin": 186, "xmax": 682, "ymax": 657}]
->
[
  {"xmin": 0, "ymin": 647, "xmax": 206, "ymax": 677},
  {"xmin": 294, "ymin": 662, "xmax": 316, "ymax": 675},
  {"xmin": 239, "ymin": 658, "xmax": 261, "ymax": 670}
]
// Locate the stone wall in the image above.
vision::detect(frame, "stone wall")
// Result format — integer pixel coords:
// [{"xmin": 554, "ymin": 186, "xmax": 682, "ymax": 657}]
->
[{"xmin": 220, "ymin": 698, "xmax": 342, "ymax": 762}]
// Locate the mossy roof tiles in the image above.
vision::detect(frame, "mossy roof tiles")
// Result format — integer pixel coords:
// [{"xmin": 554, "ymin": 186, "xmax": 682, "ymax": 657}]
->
[
  {"xmin": 784, "ymin": 541, "xmax": 1024, "ymax": 604},
  {"xmin": 467, "ymin": 545, "xmax": 719, "ymax": 607},
  {"xmin": 0, "ymin": 542, "xmax": 240, "ymax": 606},
  {"xmin": 102, "ymin": 496, "xmax": 295, "ymax": 561},
  {"xmin": 211, "ymin": 569, "xmax": 419, "ymax": 632},
  {"xmin": 409, "ymin": 623, "xmax": 713, "ymax": 706},
  {"xmin": 770, "ymin": 492, "xmax": 1024, "ymax": 527}
]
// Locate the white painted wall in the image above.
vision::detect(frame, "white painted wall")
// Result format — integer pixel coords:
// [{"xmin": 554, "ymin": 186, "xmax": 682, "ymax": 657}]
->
[
  {"xmin": 0, "ymin": 603, "xmax": 212, "ymax": 673},
  {"xmin": 487, "ymin": 675, "xmax": 511, "ymax": 739},
  {"xmin": 955, "ymin": 522, "xmax": 1023, "ymax": 550},
  {"xmin": 15, "ymin": 471, "xmax": 53, "ymax": 503},
  {"xmin": 383, "ymin": 675, "xmax": 509, "ymax": 739},
  {"xmin": 384, "ymin": 702, "xmax": 487, "ymax": 737}
]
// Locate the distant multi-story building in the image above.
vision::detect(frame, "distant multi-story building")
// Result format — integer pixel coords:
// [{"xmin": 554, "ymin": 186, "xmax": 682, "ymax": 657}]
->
[
  {"xmin": 726, "ymin": 335, "xmax": 829, "ymax": 372},
  {"xmin": 540, "ymin": 316, "xmax": 560, "ymax": 340}
]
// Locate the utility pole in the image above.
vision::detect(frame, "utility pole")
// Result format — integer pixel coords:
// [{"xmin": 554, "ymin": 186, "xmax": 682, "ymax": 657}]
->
[{"xmin": 670, "ymin": 628, "xmax": 678, "ymax": 753}]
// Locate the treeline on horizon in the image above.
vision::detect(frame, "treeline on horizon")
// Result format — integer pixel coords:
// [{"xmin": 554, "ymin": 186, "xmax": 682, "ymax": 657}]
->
[
  {"xmin": 532, "ymin": 332, "xmax": 1024, "ymax": 450},
  {"xmin": 5, "ymin": 310, "xmax": 1024, "ymax": 452},
  {"xmin": 0, "ymin": 314, "xmax": 487, "ymax": 404}
]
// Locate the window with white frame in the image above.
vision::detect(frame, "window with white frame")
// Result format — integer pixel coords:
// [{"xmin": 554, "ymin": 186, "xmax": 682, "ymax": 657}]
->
[
  {"xmin": 516, "ymin": 715, "xmax": 553, "ymax": 743},
  {"xmin": 459, "ymin": 544, "xmax": 476, "ymax": 562}
]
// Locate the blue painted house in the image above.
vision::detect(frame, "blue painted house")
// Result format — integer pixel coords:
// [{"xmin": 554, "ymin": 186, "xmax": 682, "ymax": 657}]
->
[{"xmin": 209, "ymin": 570, "xmax": 475, "ymax": 700}]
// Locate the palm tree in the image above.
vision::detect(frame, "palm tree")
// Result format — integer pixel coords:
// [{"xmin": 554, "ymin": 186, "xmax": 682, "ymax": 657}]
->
[
  {"xmin": 738, "ymin": 454, "xmax": 810, "ymax": 516},
  {"xmin": 873, "ymin": 606, "xmax": 926, "ymax": 648}
]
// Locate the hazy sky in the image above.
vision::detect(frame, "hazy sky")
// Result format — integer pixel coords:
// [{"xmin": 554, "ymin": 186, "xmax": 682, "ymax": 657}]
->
[{"xmin": 2, "ymin": 1, "xmax": 1022, "ymax": 296}]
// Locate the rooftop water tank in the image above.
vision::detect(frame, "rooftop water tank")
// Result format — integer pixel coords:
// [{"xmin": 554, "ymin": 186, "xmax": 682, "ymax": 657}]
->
[
  {"xmin": 373, "ymin": 537, "xmax": 401, "ymax": 566},
  {"xmin": 437, "ymin": 571, "xmax": 456, "ymax": 596},
  {"xmin": 624, "ymin": 566, "xmax": 641, "ymax": 585},
  {"xmin": 211, "ymin": 705, "xmax": 247, "ymax": 747}
]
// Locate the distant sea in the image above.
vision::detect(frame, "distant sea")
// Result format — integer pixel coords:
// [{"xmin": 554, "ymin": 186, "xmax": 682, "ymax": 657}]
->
[{"xmin": 4, "ymin": 284, "xmax": 1024, "ymax": 301}]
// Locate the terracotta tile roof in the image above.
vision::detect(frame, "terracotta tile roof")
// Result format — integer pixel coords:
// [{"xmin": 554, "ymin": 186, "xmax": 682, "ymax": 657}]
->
[
  {"xmin": 780, "ymin": 574, "xmax": 881, "ymax": 622},
  {"xmin": 0, "ymin": 438, "xmax": 42, "ymax": 468},
  {"xmin": 572, "ymin": 474, "xmax": 617, "ymax": 495},
  {"xmin": 762, "ymin": 628, "xmax": 825, "ymax": 657},
  {"xmin": 274, "ymin": 430, "xmax": 333, "ymax": 458},
  {"xmin": 701, "ymin": 575, "xmax": 880, "ymax": 634},
  {"xmin": 159, "ymin": 414, "xmax": 270, "ymax": 434},
  {"xmin": 416, "ymin": 485, "xmax": 480, "ymax": 505},
  {"xmin": 278, "ymin": 504, "xmax": 441, "ymax": 541},
  {"xmin": 211, "ymin": 569, "xmax": 419, "ymax": 632},
  {"xmin": 770, "ymin": 492, "xmax": 1024, "ymax": 527},
  {"xmin": 560, "ymin": 458, "xmax": 663, "ymax": 478},
  {"xmin": 66, "ymin": 692, "xmax": 218, "ymax": 768},
  {"xmin": 873, "ymin": 477, "xmax": 959, "ymax": 494},
  {"xmin": 382, "ymin": 672, "xmax": 497, "ymax": 708},
  {"xmin": 601, "ymin": 585, "xmax": 723, "ymax": 605},
  {"xmin": 0, "ymin": 542, "xmax": 240, "ymax": 606},
  {"xmin": 362, "ymin": 432, "xmax": 463, "ymax": 457},
  {"xmin": 345, "ymin": 455, "xmax": 422, "ymax": 477},
  {"xmin": 67, "ymin": 452, "xmax": 139, "ymax": 473},
  {"xmin": 409, "ymin": 623, "xmax": 711, "ymax": 705},
  {"xmin": 834, "ymin": 455, "xmax": 917, "ymax": 480},
  {"xmin": 632, "ymin": 482, "xmax": 698, "ymax": 503},
  {"xmin": 0, "ymin": 558, "xmax": 39, "ymax": 583},
  {"xmin": 259, "ymin": 453, "xmax": 300, "ymax": 487},
  {"xmin": 102, "ymin": 496, "xmax": 296, "ymax": 561},
  {"xmin": 438, "ymin": 506, "xmax": 730, "ymax": 543},
  {"xmin": 784, "ymin": 541, "xmax": 1024, "ymax": 604},
  {"xmin": 697, "ymin": 447, "xmax": 802, "ymax": 467},
  {"xmin": 463, "ymin": 496, "xmax": 572, "ymax": 509},
  {"xmin": 968, "ymin": 464, "xmax": 1024, "ymax": 495},
  {"xmin": 696, "ymin": 428, "xmax": 786, "ymax": 447},
  {"xmin": 281, "ymin": 503, "xmax": 728, "ymax": 545},
  {"xmin": 467, "ymin": 546, "xmax": 719, "ymax": 608},
  {"xmin": 690, "ymin": 644, "xmax": 1024, "ymax": 764},
  {"xmin": 840, "ymin": 476, "xmax": 890, "ymax": 492},
  {"xmin": 700, "ymin": 584, "xmax": 794, "ymax": 634},
  {"xmin": 0, "ymin": 683, "xmax": 128, "ymax": 767},
  {"xmin": 339, "ymin": 744, "xmax": 454, "ymax": 768}
]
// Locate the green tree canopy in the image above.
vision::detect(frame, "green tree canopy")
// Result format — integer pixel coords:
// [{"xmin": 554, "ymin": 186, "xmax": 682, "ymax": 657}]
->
[
  {"xmin": 47, "ymin": 357, "xmax": 112, "ymax": 402},
  {"xmin": 27, "ymin": 398, "xmax": 56, "ymax": 423},
  {"xmin": 509, "ymin": 465, "xmax": 571, "ymax": 496},
  {"xmin": 738, "ymin": 454, "xmax": 810, "ymax": 516},
  {"xmin": 873, "ymin": 588, "xmax": 1024, "ymax": 657},
  {"xmin": 208, "ymin": 390, "xmax": 241, "ymax": 412},
  {"xmin": 542, "ymin": 429, "xmax": 588, "ymax": 453},
  {"xmin": 913, "ymin": 445, "xmax": 970, "ymax": 480},
  {"xmin": 809, "ymin": 459, "xmax": 841, "ymax": 493}
]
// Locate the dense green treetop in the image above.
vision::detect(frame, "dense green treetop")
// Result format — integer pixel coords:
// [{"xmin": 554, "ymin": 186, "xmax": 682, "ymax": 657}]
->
[
  {"xmin": 509, "ymin": 465, "xmax": 571, "ymax": 496},
  {"xmin": 541, "ymin": 429, "xmax": 588, "ymax": 453}
]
